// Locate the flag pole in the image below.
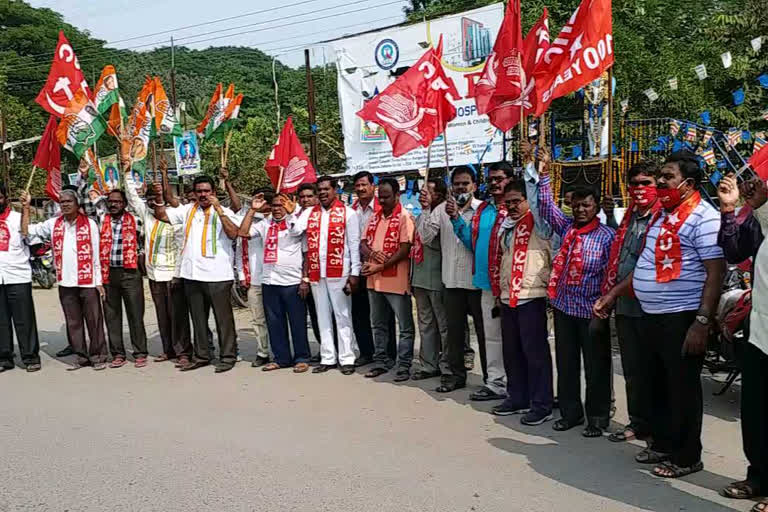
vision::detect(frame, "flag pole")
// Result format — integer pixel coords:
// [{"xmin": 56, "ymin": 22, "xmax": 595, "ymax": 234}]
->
[
  {"xmin": 607, "ymin": 67, "xmax": 614, "ymax": 199},
  {"xmin": 151, "ymin": 141, "xmax": 158, "ymax": 185},
  {"xmin": 24, "ymin": 166, "xmax": 37, "ymax": 193}
]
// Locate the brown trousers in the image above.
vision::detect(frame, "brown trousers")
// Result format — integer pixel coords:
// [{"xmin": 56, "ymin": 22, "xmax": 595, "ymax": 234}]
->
[{"xmin": 58, "ymin": 286, "xmax": 107, "ymax": 365}]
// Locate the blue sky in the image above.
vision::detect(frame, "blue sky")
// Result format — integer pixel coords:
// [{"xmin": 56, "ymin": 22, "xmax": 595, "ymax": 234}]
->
[{"xmin": 30, "ymin": 0, "xmax": 411, "ymax": 67}]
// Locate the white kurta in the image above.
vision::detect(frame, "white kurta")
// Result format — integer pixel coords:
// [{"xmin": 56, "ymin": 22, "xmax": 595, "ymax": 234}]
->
[{"xmin": 748, "ymin": 202, "xmax": 768, "ymax": 356}]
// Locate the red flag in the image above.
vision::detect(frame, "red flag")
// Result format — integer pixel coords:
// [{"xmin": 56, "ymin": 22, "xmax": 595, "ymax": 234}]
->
[
  {"xmin": 356, "ymin": 36, "xmax": 460, "ymax": 157},
  {"xmin": 265, "ymin": 117, "xmax": 317, "ymax": 194},
  {"xmin": 35, "ymin": 32, "xmax": 91, "ymax": 118},
  {"xmin": 750, "ymin": 143, "xmax": 768, "ymax": 181},
  {"xmin": 475, "ymin": 0, "xmax": 524, "ymax": 116},
  {"xmin": 32, "ymin": 116, "xmax": 62, "ymax": 202},
  {"xmin": 533, "ymin": 0, "xmax": 614, "ymax": 116},
  {"xmin": 481, "ymin": 8, "xmax": 550, "ymax": 131}
]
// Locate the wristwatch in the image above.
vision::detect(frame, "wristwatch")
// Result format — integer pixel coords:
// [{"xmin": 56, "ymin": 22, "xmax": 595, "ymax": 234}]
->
[
  {"xmin": 301, "ymin": 277, "xmax": 310, "ymax": 284},
  {"xmin": 695, "ymin": 314, "xmax": 710, "ymax": 326}
]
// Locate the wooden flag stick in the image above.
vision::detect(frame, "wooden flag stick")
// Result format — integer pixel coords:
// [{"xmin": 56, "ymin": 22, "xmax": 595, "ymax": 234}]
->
[
  {"xmin": 223, "ymin": 130, "xmax": 234, "ymax": 166},
  {"xmin": 24, "ymin": 166, "xmax": 37, "ymax": 193},
  {"xmin": 151, "ymin": 141, "xmax": 158, "ymax": 185},
  {"xmin": 276, "ymin": 166, "xmax": 285, "ymax": 194}
]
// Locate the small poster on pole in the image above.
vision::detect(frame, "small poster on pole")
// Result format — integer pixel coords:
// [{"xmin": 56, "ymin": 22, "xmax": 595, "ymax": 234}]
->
[
  {"xmin": 173, "ymin": 130, "xmax": 201, "ymax": 176},
  {"xmin": 99, "ymin": 154, "xmax": 121, "ymax": 190}
]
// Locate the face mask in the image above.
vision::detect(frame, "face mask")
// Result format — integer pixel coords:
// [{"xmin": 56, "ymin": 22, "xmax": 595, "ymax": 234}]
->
[
  {"xmin": 561, "ymin": 204, "xmax": 573, "ymax": 218},
  {"xmin": 628, "ymin": 185, "xmax": 657, "ymax": 206},
  {"xmin": 455, "ymin": 192, "xmax": 471, "ymax": 206},
  {"xmin": 657, "ymin": 180, "xmax": 688, "ymax": 209}
]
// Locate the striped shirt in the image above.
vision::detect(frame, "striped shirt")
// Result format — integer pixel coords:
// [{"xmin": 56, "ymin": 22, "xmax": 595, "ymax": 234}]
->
[
  {"xmin": 538, "ymin": 175, "xmax": 615, "ymax": 319},
  {"xmin": 633, "ymin": 200, "xmax": 723, "ymax": 314}
]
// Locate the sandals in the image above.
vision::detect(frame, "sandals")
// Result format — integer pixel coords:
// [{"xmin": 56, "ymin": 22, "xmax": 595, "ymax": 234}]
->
[
  {"xmin": 435, "ymin": 382, "xmax": 466, "ymax": 393},
  {"xmin": 153, "ymin": 354, "xmax": 170, "ymax": 362},
  {"xmin": 721, "ymin": 480, "xmax": 762, "ymax": 500},
  {"xmin": 582, "ymin": 425, "xmax": 603, "ymax": 438},
  {"xmin": 262, "ymin": 362, "xmax": 283, "ymax": 372},
  {"xmin": 293, "ymin": 363, "xmax": 309, "ymax": 373},
  {"xmin": 608, "ymin": 425, "xmax": 637, "ymax": 443},
  {"xmin": 652, "ymin": 461, "xmax": 704, "ymax": 479},
  {"xmin": 752, "ymin": 501, "xmax": 768, "ymax": 512},
  {"xmin": 365, "ymin": 367, "xmax": 388, "ymax": 379},
  {"xmin": 109, "ymin": 357, "xmax": 127, "ymax": 368},
  {"xmin": 635, "ymin": 448, "xmax": 670, "ymax": 464}
]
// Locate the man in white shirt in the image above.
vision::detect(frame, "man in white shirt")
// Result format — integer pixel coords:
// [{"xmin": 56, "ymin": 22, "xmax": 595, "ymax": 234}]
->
[
  {"xmin": 240, "ymin": 193, "xmax": 311, "ymax": 372},
  {"xmin": 418, "ymin": 166, "xmax": 485, "ymax": 393},
  {"xmin": 305, "ymin": 176, "xmax": 361, "ymax": 375},
  {"xmin": 236, "ymin": 187, "xmax": 274, "ymax": 368},
  {"xmin": 125, "ymin": 166, "xmax": 192, "ymax": 367},
  {"xmin": 151, "ymin": 175, "xmax": 241, "ymax": 373},
  {"xmin": 0, "ymin": 184, "xmax": 41, "ymax": 372},
  {"xmin": 22, "ymin": 188, "xmax": 108, "ymax": 371}
]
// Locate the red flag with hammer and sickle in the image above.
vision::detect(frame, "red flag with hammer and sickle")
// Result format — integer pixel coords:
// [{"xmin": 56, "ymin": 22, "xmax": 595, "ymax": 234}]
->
[
  {"xmin": 356, "ymin": 36, "xmax": 460, "ymax": 158},
  {"xmin": 35, "ymin": 31, "xmax": 91, "ymax": 118}
]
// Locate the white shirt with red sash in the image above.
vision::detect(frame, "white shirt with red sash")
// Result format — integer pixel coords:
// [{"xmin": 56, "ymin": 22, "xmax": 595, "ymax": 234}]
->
[
  {"xmin": 303, "ymin": 203, "xmax": 361, "ymax": 279},
  {"xmin": 27, "ymin": 215, "xmax": 102, "ymax": 287},
  {"xmin": 0, "ymin": 209, "xmax": 31, "ymax": 284},
  {"xmin": 248, "ymin": 212, "xmax": 308, "ymax": 286}
]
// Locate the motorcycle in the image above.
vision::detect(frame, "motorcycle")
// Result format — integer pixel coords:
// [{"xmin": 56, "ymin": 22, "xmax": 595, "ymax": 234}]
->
[{"xmin": 29, "ymin": 242, "xmax": 56, "ymax": 289}]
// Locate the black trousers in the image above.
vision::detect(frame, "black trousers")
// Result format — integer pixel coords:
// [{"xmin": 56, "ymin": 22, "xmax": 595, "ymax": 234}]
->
[
  {"xmin": 644, "ymin": 310, "xmax": 704, "ymax": 467},
  {"xmin": 352, "ymin": 276, "xmax": 395, "ymax": 360},
  {"xmin": 442, "ymin": 288, "xmax": 484, "ymax": 387},
  {"xmin": 149, "ymin": 278, "xmax": 192, "ymax": 359},
  {"xmin": 741, "ymin": 341, "xmax": 768, "ymax": 489},
  {"xmin": 554, "ymin": 310, "xmax": 612, "ymax": 428},
  {"xmin": 58, "ymin": 286, "xmax": 108, "ymax": 365},
  {"xmin": 104, "ymin": 267, "xmax": 148, "ymax": 358},
  {"xmin": 615, "ymin": 314, "xmax": 660, "ymax": 437},
  {"xmin": 0, "ymin": 283, "xmax": 40, "ymax": 366},
  {"xmin": 185, "ymin": 279, "xmax": 237, "ymax": 365}
]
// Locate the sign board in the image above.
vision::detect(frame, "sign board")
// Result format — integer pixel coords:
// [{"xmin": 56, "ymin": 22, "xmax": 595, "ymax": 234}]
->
[
  {"xmin": 173, "ymin": 130, "xmax": 202, "ymax": 176},
  {"xmin": 330, "ymin": 3, "xmax": 505, "ymax": 174}
]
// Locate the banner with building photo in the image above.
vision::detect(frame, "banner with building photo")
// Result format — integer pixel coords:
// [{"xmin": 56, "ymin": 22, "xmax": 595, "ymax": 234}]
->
[
  {"xmin": 330, "ymin": 3, "xmax": 505, "ymax": 174},
  {"xmin": 173, "ymin": 130, "xmax": 202, "ymax": 176}
]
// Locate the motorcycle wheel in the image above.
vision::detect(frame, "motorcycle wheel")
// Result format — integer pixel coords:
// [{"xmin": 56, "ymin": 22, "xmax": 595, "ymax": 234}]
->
[{"xmin": 37, "ymin": 270, "xmax": 55, "ymax": 290}]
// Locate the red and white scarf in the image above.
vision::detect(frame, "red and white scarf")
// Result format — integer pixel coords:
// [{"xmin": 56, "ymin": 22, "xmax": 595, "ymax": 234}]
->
[
  {"xmin": 652, "ymin": 190, "xmax": 701, "ymax": 283},
  {"xmin": 0, "ymin": 208, "xmax": 11, "ymax": 252},
  {"xmin": 547, "ymin": 217, "xmax": 600, "ymax": 299},
  {"xmin": 241, "ymin": 237, "xmax": 251, "ymax": 287},
  {"xmin": 53, "ymin": 214, "xmax": 94, "ymax": 286},
  {"xmin": 487, "ymin": 205, "xmax": 508, "ymax": 297},
  {"xmin": 99, "ymin": 212, "xmax": 138, "ymax": 284},
  {"xmin": 307, "ymin": 200, "xmax": 346, "ymax": 282},
  {"xmin": 601, "ymin": 200, "xmax": 661, "ymax": 294},
  {"xmin": 365, "ymin": 203, "xmax": 403, "ymax": 277},
  {"xmin": 263, "ymin": 219, "xmax": 287, "ymax": 264},
  {"xmin": 411, "ymin": 230, "xmax": 424, "ymax": 264},
  {"xmin": 504, "ymin": 211, "xmax": 535, "ymax": 307}
]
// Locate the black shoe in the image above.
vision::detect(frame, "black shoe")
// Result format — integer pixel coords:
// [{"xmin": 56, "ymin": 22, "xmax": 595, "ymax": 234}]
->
[
  {"xmin": 214, "ymin": 363, "xmax": 234, "ymax": 373},
  {"xmin": 180, "ymin": 360, "xmax": 209, "ymax": 372},
  {"xmin": 251, "ymin": 356, "xmax": 270, "ymax": 368},
  {"xmin": 491, "ymin": 403, "xmax": 530, "ymax": 416},
  {"xmin": 56, "ymin": 346, "xmax": 75, "ymax": 357},
  {"xmin": 312, "ymin": 364, "xmax": 336, "ymax": 374},
  {"xmin": 340, "ymin": 365, "xmax": 355, "ymax": 375},
  {"xmin": 521, "ymin": 410, "xmax": 553, "ymax": 426},
  {"xmin": 552, "ymin": 417, "xmax": 585, "ymax": 432},
  {"xmin": 411, "ymin": 370, "xmax": 440, "ymax": 381},
  {"xmin": 364, "ymin": 367, "xmax": 388, "ymax": 378},
  {"xmin": 310, "ymin": 354, "xmax": 322, "ymax": 363},
  {"xmin": 393, "ymin": 370, "xmax": 410, "ymax": 382},
  {"xmin": 435, "ymin": 381, "xmax": 466, "ymax": 393},
  {"xmin": 354, "ymin": 355, "xmax": 373, "ymax": 367},
  {"xmin": 470, "ymin": 386, "xmax": 507, "ymax": 402}
]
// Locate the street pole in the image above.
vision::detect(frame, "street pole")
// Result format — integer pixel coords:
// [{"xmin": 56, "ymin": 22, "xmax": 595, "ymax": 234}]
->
[
  {"xmin": 170, "ymin": 36, "xmax": 178, "ymax": 109},
  {"xmin": 607, "ymin": 67, "xmax": 614, "ymax": 199},
  {"xmin": 304, "ymin": 49, "xmax": 318, "ymax": 170}
]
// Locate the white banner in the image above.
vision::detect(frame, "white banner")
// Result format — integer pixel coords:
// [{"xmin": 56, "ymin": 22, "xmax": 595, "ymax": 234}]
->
[{"xmin": 330, "ymin": 3, "xmax": 505, "ymax": 175}]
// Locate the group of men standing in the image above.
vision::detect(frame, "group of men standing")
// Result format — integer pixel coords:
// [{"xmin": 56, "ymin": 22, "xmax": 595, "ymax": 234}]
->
[{"xmin": 3, "ymin": 147, "xmax": 768, "ymax": 508}]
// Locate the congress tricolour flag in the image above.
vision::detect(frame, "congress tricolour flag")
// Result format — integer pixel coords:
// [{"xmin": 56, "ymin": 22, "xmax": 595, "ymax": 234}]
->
[
  {"xmin": 92, "ymin": 65, "xmax": 120, "ymax": 115},
  {"xmin": 209, "ymin": 92, "xmax": 243, "ymax": 144},
  {"xmin": 122, "ymin": 78, "xmax": 154, "ymax": 170},
  {"xmin": 153, "ymin": 77, "xmax": 182, "ymax": 137},
  {"xmin": 55, "ymin": 89, "xmax": 107, "ymax": 159},
  {"xmin": 197, "ymin": 83, "xmax": 230, "ymax": 141}
]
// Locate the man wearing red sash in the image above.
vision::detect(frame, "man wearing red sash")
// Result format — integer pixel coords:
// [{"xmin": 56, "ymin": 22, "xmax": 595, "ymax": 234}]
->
[
  {"xmin": 598, "ymin": 152, "xmax": 724, "ymax": 479},
  {"xmin": 491, "ymin": 180, "xmax": 554, "ymax": 425},
  {"xmin": 305, "ymin": 176, "xmax": 361, "ymax": 375},
  {"xmin": 360, "ymin": 178, "xmax": 415, "ymax": 381},
  {"xmin": 22, "ymin": 188, "xmax": 108, "ymax": 370},
  {"xmin": 98, "ymin": 189, "xmax": 148, "ymax": 369},
  {"xmin": 594, "ymin": 161, "xmax": 661, "ymax": 444},
  {"xmin": 0, "ymin": 184, "xmax": 41, "ymax": 373},
  {"xmin": 351, "ymin": 171, "xmax": 396, "ymax": 366},
  {"xmin": 537, "ymin": 148, "xmax": 616, "ymax": 438}
]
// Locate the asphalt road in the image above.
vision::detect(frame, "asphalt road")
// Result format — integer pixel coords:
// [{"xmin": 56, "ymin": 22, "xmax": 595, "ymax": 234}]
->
[{"xmin": 0, "ymin": 287, "xmax": 753, "ymax": 511}]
